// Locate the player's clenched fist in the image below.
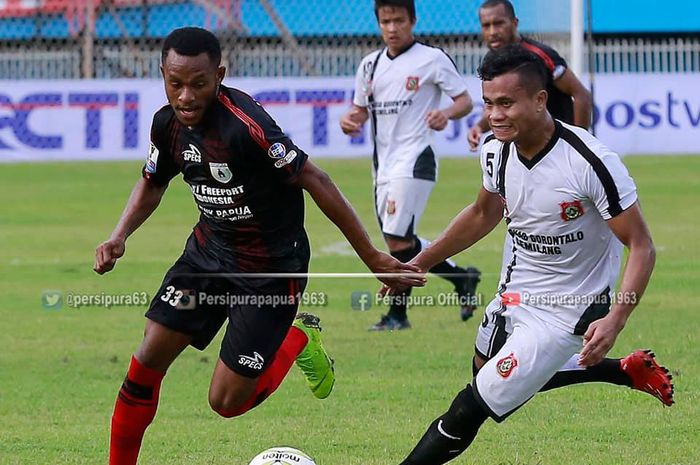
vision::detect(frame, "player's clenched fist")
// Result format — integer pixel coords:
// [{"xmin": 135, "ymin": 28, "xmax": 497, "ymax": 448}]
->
[
  {"xmin": 425, "ymin": 109, "xmax": 449, "ymax": 131},
  {"xmin": 468, "ymin": 125, "xmax": 483, "ymax": 151},
  {"xmin": 94, "ymin": 237, "xmax": 125, "ymax": 274},
  {"xmin": 340, "ymin": 107, "xmax": 367, "ymax": 136}
]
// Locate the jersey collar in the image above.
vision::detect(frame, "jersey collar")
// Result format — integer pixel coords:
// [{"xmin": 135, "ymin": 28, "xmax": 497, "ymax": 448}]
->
[
  {"xmin": 386, "ymin": 40, "xmax": 417, "ymax": 60},
  {"xmin": 516, "ymin": 120, "xmax": 562, "ymax": 170}
]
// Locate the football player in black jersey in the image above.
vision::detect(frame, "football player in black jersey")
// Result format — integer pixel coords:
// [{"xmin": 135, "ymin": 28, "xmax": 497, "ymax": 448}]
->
[
  {"xmin": 94, "ymin": 27, "xmax": 424, "ymax": 465},
  {"xmin": 468, "ymin": 0, "xmax": 593, "ymax": 150}
]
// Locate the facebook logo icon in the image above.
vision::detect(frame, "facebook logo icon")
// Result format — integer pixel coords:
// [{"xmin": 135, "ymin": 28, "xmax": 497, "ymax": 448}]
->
[{"xmin": 350, "ymin": 291, "xmax": 372, "ymax": 311}]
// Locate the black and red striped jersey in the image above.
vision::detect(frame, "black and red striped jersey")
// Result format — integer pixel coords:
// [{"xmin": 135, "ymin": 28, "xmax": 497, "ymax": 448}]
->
[
  {"xmin": 519, "ymin": 37, "xmax": 574, "ymax": 124},
  {"xmin": 142, "ymin": 85, "xmax": 310, "ymax": 272}
]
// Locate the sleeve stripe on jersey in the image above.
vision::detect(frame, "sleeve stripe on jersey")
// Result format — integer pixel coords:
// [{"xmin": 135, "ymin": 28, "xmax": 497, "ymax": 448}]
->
[
  {"xmin": 497, "ymin": 141, "xmax": 511, "ymax": 198},
  {"xmin": 419, "ymin": 41, "xmax": 460, "ymax": 71},
  {"xmin": 561, "ymin": 128, "xmax": 623, "ymax": 217},
  {"xmin": 521, "ymin": 41, "xmax": 556, "ymax": 72},
  {"xmin": 218, "ymin": 93, "xmax": 271, "ymax": 150}
]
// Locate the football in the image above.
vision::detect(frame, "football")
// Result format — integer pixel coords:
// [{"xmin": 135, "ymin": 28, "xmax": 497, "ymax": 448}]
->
[{"xmin": 248, "ymin": 446, "xmax": 317, "ymax": 465}]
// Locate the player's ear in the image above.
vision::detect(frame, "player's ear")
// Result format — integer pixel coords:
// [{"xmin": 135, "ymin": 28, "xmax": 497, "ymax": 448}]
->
[
  {"xmin": 216, "ymin": 66, "xmax": 226, "ymax": 85},
  {"xmin": 536, "ymin": 89, "xmax": 548, "ymax": 111}
]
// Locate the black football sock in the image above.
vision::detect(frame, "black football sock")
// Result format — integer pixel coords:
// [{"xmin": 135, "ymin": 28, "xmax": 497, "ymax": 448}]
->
[
  {"xmin": 388, "ymin": 240, "xmax": 422, "ymax": 322},
  {"xmin": 399, "ymin": 385, "xmax": 487, "ymax": 465},
  {"xmin": 540, "ymin": 357, "xmax": 631, "ymax": 392}
]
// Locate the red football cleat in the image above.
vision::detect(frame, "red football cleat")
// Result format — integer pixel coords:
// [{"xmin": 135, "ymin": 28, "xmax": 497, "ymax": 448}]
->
[{"xmin": 620, "ymin": 349, "xmax": 674, "ymax": 407}]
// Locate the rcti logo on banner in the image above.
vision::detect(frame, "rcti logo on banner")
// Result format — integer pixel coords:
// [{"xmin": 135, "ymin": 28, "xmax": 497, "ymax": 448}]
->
[{"xmin": 0, "ymin": 91, "xmax": 139, "ymax": 150}]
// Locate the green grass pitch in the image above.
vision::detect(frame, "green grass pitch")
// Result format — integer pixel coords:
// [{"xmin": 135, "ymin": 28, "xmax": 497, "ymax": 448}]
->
[{"xmin": 1, "ymin": 156, "xmax": 698, "ymax": 465}]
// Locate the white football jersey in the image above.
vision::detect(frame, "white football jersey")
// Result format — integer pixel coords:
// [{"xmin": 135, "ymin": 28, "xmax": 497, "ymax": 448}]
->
[
  {"xmin": 353, "ymin": 42, "xmax": 467, "ymax": 184},
  {"xmin": 481, "ymin": 121, "xmax": 638, "ymax": 334}
]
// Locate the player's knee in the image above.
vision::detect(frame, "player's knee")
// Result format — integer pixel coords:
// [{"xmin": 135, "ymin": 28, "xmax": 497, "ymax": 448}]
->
[
  {"xmin": 208, "ymin": 390, "xmax": 248, "ymax": 418},
  {"xmin": 209, "ymin": 395, "xmax": 241, "ymax": 418}
]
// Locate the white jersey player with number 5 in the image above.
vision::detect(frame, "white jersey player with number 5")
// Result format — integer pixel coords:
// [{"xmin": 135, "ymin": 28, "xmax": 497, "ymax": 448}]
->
[{"xmin": 393, "ymin": 45, "xmax": 672, "ymax": 465}]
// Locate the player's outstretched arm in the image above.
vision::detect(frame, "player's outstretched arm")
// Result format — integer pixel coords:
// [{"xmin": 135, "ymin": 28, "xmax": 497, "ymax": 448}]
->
[
  {"xmin": 579, "ymin": 201, "xmax": 656, "ymax": 366},
  {"xmin": 292, "ymin": 160, "xmax": 425, "ymax": 289},
  {"xmin": 94, "ymin": 178, "xmax": 168, "ymax": 275},
  {"xmin": 412, "ymin": 187, "xmax": 503, "ymax": 272},
  {"xmin": 553, "ymin": 69, "xmax": 593, "ymax": 129},
  {"xmin": 339, "ymin": 105, "xmax": 369, "ymax": 136}
]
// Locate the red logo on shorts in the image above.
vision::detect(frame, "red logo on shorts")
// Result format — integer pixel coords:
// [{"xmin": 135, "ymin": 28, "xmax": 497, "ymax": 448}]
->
[
  {"xmin": 496, "ymin": 352, "xmax": 518, "ymax": 378},
  {"xmin": 387, "ymin": 199, "xmax": 396, "ymax": 215},
  {"xmin": 560, "ymin": 200, "xmax": 585, "ymax": 221},
  {"xmin": 406, "ymin": 76, "xmax": 420, "ymax": 91}
]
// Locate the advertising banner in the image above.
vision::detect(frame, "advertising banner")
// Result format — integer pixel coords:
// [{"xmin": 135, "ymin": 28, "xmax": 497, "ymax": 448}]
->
[{"xmin": 1, "ymin": 74, "xmax": 698, "ymax": 162}]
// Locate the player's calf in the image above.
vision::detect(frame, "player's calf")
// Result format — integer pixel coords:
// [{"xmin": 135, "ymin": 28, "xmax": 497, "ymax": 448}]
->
[
  {"xmin": 400, "ymin": 385, "xmax": 487, "ymax": 465},
  {"xmin": 110, "ymin": 356, "xmax": 165, "ymax": 465}
]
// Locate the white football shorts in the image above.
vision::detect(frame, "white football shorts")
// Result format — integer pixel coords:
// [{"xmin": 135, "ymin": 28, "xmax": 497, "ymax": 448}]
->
[
  {"xmin": 473, "ymin": 297, "xmax": 582, "ymax": 421},
  {"xmin": 375, "ymin": 177, "xmax": 434, "ymax": 238}
]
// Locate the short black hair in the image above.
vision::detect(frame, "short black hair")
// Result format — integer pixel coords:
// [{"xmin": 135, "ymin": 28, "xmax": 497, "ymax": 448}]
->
[
  {"xmin": 374, "ymin": 0, "xmax": 416, "ymax": 21},
  {"xmin": 479, "ymin": 0, "xmax": 516, "ymax": 19},
  {"xmin": 478, "ymin": 44, "xmax": 548, "ymax": 93},
  {"xmin": 161, "ymin": 27, "xmax": 222, "ymax": 65}
]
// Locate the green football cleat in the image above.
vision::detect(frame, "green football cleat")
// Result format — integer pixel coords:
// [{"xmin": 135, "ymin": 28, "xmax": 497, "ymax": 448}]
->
[{"xmin": 293, "ymin": 312, "xmax": 335, "ymax": 399}]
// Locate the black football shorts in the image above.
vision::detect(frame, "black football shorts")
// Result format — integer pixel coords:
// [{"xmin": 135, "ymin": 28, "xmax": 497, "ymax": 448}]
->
[{"xmin": 146, "ymin": 234, "xmax": 307, "ymax": 378}]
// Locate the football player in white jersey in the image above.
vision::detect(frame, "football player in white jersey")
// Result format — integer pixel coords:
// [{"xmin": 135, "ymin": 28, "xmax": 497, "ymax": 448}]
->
[
  {"xmin": 391, "ymin": 45, "xmax": 673, "ymax": 465},
  {"xmin": 340, "ymin": 0, "xmax": 481, "ymax": 330}
]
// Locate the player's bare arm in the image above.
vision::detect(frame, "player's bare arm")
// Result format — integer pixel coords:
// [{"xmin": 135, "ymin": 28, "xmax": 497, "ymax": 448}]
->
[
  {"xmin": 553, "ymin": 68, "xmax": 593, "ymax": 129},
  {"xmin": 380, "ymin": 187, "xmax": 500, "ymax": 296},
  {"xmin": 411, "ymin": 187, "xmax": 503, "ymax": 272},
  {"xmin": 426, "ymin": 92, "xmax": 473, "ymax": 131},
  {"xmin": 578, "ymin": 201, "xmax": 656, "ymax": 366},
  {"xmin": 292, "ymin": 159, "xmax": 425, "ymax": 289},
  {"xmin": 94, "ymin": 178, "xmax": 168, "ymax": 274},
  {"xmin": 339, "ymin": 104, "xmax": 370, "ymax": 136}
]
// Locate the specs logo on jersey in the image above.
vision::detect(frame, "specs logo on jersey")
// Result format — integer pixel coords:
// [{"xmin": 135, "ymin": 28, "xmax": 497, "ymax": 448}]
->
[
  {"xmin": 496, "ymin": 352, "xmax": 518, "ymax": 378},
  {"xmin": 182, "ymin": 144, "xmax": 202, "ymax": 163},
  {"xmin": 267, "ymin": 142, "xmax": 287, "ymax": 159},
  {"xmin": 238, "ymin": 351, "xmax": 264, "ymax": 370},
  {"xmin": 560, "ymin": 200, "xmax": 585, "ymax": 221},
  {"xmin": 209, "ymin": 162, "xmax": 233, "ymax": 184},
  {"xmin": 145, "ymin": 142, "xmax": 159, "ymax": 173},
  {"xmin": 405, "ymin": 76, "xmax": 420, "ymax": 91}
]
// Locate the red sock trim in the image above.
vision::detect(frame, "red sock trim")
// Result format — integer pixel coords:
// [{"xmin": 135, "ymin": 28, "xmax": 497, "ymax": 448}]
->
[
  {"xmin": 286, "ymin": 326, "xmax": 309, "ymax": 357},
  {"xmin": 128, "ymin": 355, "xmax": 165, "ymax": 385}
]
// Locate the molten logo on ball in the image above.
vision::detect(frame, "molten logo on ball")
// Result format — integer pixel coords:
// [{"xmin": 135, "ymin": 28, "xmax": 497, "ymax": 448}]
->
[{"xmin": 248, "ymin": 446, "xmax": 317, "ymax": 465}]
